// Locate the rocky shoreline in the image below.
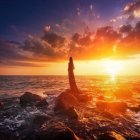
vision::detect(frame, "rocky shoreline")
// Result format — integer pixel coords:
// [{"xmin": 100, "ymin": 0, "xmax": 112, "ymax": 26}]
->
[{"xmin": 0, "ymin": 90, "xmax": 140, "ymax": 140}]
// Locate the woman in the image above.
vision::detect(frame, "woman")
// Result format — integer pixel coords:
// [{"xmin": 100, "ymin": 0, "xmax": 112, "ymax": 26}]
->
[{"xmin": 68, "ymin": 57, "xmax": 79, "ymax": 96}]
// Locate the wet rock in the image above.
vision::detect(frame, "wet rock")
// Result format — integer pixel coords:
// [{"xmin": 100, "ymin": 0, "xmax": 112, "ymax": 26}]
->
[
  {"xmin": 114, "ymin": 89, "xmax": 132, "ymax": 99},
  {"xmin": 100, "ymin": 131, "xmax": 126, "ymax": 140},
  {"xmin": 125, "ymin": 136, "xmax": 140, "ymax": 140},
  {"xmin": 54, "ymin": 91, "xmax": 79, "ymax": 111},
  {"xmin": 20, "ymin": 92, "xmax": 42, "ymax": 106},
  {"xmin": 96, "ymin": 101, "xmax": 109, "ymax": 111},
  {"xmin": 35, "ymin": 98, "xmax": 48, "ymax": 108},
  {"xmin": 77, "ymin": 93, "xmax": 93, "ymax": 102},
  {"xmin": 32, "ymin": 114, "xmax": 49, "ymax": 127},
  {"xmin": 66, "ymin": 107, "xmax": 79, "ymax": 119},
  {"xmin": 54, "ymin": 91, "xmax": 79, "ymax": 119},
  {"xmin": 96, "ymin": 101, "xmax": 127, "ymax": 113},
  {"xmin": 128, "ymin": 106, "xmax": 140, "ymax": 113},
  {"xmin": 0, "ymin": 102, "xmax": 4, "ymax": 109},
  {"xmin": 36, "ymin": 122, "xmax": 79, "ymax": 140},
  {"xmin": 23, "ymin": 122, "xmax": 79, "ymax": 140},
  {"xmin": 101, "ymin": 111, "xmax": 114, "ymax": 120},
  {"xmin": 97, "ymin": 95, "xmax": 105, "ymax": 100},
  {"xmin": 0, "ymin": 130, "xmax": 19, "ymax": 140}
]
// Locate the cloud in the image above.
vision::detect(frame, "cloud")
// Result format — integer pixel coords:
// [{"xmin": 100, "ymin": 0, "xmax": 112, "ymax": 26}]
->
[
  {"xmin": 119, "ymin": 24, "xmax": 132, "ymax": 34},
  {"xmin": 118, "ymin": 21, "xmax": 140, "ymax": 56},
  {"xmin": 0, "ymin": 40, "xmax": 26, "ymax": 60},
  {"xmin": 1, "ymin": 20, "xmax": 140, "ymax": 67},
  {"xmin": 54, "ymin": 18, "xmax": 88, "ymax": 36},
  {"xmin": 124, "ymin": 0, "xmax": 140, "ymax": 19},
  {"xmin": 69, "ymin": 26, "xmax": 121, "ymax": 60},
  {"xmin": 44, "ymin": 25, "xmax": 51, "ymax": 32},
  {"xmin": 21, "ymin": 32, "xmax": 69, "ymax": 61},
  {"xmin": 69, "ymin": 21, "xmax": 140, "ymax": 60},
  {"xmin": 0, "ymin": 40, "xmax": 40, "ymax": 67},
  {"xmin": 0, "ymin": 60, "xmax": 44, "ymax": 67},
  {"xmin": 135, "ymin": 20, "xmax": 140, "ymax": 30},
  {"xmin": 42, "ymin": 32, "xmax": 65, "ymax": 48}
]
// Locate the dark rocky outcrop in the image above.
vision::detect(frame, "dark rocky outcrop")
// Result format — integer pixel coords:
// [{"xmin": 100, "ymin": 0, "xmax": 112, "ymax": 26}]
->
[
  {"xmin": 20, "ymin": 92, "xmax": 42, "ymax": 106},
  {"xmin": 96, "ymin": 101, "xmax": 127, "ymax": 113},
  {"xmin": 35, "ymin": 98, "xmax": 48, "ymax": 108}
]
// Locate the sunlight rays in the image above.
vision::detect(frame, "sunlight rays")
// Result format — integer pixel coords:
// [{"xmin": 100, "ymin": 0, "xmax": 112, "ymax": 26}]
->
[{"xmin": 102, "ymin": 60, "xmax": 122, "ymax": 80}]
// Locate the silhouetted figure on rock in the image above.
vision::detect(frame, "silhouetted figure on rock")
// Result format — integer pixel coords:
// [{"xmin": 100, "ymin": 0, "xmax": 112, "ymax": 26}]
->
[
  {"xmin": 68, "ymin": 57, "xmax": 79, "ymax": 96},
  {"xmin": 68, "ymin": 57, "xmax": 93, "ymax": 102}
]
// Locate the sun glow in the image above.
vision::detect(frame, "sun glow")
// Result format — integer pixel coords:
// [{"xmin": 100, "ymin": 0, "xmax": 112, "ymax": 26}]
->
[{"xmin": 103, "ymin": 60, "xmax": 122, "ymax": 80}]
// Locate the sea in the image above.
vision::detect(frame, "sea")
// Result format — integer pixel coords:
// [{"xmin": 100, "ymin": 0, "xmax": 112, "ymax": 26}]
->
[
  {"xmin": 1, "ymin": 75, "xmax": 140, "ymax": 99},
  {"xmin": 0, "ymin": 75, "xmax": 140, "ymax": 139}
]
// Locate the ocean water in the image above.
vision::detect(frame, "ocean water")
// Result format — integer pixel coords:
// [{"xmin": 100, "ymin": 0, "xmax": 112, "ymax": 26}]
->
[
  {"xmin": 1, "ymin": 75, "xmax": 140, "ymax": 99},
  {"xmin": 0, "ymin": 76, "xmax": 69, "ymax": 99},
  {"xmin": 0, "ymin": 75, "xmax": 140, "ymax": 138}
]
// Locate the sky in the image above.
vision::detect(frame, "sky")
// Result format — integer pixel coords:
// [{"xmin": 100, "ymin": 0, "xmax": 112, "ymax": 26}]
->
[{"xmin": 0, "ymin": 0, "xmax": 140, "ymax": 75}]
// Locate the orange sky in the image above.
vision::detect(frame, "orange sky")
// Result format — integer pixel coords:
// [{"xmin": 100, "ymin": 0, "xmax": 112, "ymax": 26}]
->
[
  {"xmin": 0, "ymin": 57, "xmax": 140, "ymax": 76},
  {"xmin": 1, "ymin": 1, "xmax": 140, "ymax": 76}
]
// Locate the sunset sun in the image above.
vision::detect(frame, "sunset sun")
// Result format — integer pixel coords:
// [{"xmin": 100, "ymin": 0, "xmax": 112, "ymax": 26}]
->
[{"xmin": 103, "ymin": 60, "xmax": 122, "ymax": 80}]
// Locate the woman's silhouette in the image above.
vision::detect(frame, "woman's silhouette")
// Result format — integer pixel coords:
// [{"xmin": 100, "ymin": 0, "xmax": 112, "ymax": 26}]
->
[{"xmin": 68, "ymin": 57, "xmax": 79, "ymax": 96}]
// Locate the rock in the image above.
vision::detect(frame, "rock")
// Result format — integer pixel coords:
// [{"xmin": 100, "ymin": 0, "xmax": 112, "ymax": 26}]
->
[
  {"xmin": 54, "ymin": 91, "xmax": 79, "ymax": 111},
  {"xmin": 125, "ymin": 136, "xmax": 140, "ymax": 140},
  {"xmin": 96, "ymin": 101, "xmax": 127, "ymax": 113},
  {"xmin": 35, "ymin": 98, "xmax": 48, "ymax": 108},
  {"xmin": 128, "ymin": 106, "xmax": 140, "ymax": 112},
  {"xmin": 97, "ymin": 95, "xmax": 105, "ymax": 100},
  {"xmin": 96, "ymin": 101, "xmax": 108, "ymax": 111},
  {"xmin": 77, "ymin": 93, "xmax": 93, "ymax": 102},
  {"xmin": 32, "ymin": 114, "xmax": 49, "ymax": 127},
  {"xmin": 66, "ymin": 107, "xmax": 79, "ymax": 119},
  {"xmin": 0, "ymin": 130, "xmax": 19, "ymax": 140},
  {"xmin": 101, "ymin": 111, "xmax": 114, "ymax": 120},
  {"xmin": 100, "ymin": 131, "xmax": 126, "ymax": 140},
  {"xmin": 54, "ymin": 91, "xmax": 79, "ymax": 119},
  {"xmin": 0, "ymin": 102, "xmax": 4, "ymax": 109},
  {"xmin": 36, "ymin": 122, "xmax": 79, "ymax": 140},
  {"xmin": 20, "ymin": 92, "xmax": 42, "ymax": 106},
  {"xmin": 114, "ymin": 89, "xmax": 132, "ymax": 99}
]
